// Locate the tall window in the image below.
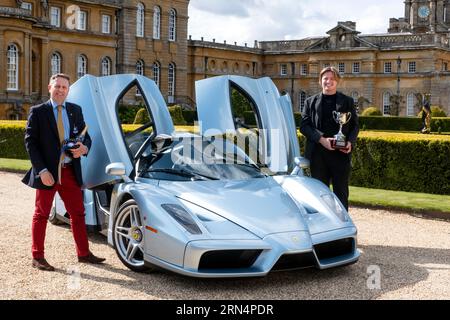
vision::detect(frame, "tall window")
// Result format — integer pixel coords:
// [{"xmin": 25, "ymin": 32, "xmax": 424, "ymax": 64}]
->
[
  {"xmin": 300, "ymin": 63, "xmax": 308, "ymax": 75},
  {"xmin": 169, "ymin": 9, "xmax": 177, "ymax": 41},
  {"xmin": 136, "ymin": 60, "xmax": 144, "ymax": 95},
  {"xmin": 406, "ymin": 92, "xmax": 415, "ymax": 116},
  {"xmin": 77, "ymin": 55, "xmax": 87, "ymax": 78},
  {"xmin": 152, "ymin": 61, "xmax": 160, "ymax": 87},
  {"xmin": 51, "ymin": 52, "xmax": 62, "ymax": 75},
  {"xmin": 384, "ymin": 62, "xmax": 392, "ymax": 73},
  {"xmin": 50, "ymin": 7, "xmax": 61, "ymax": 27},
  {"xmin": 153, "ymin": 6, "xmax": 161, "ymax": 39},
  {"xmin": 101, "ymin": 57, "xmax": 111, "ymax": 76},
  {"xmin": 383, "ymin": 92, "xmax": 391, "ymax": 116},
  {"xmin": 280, "ymin": 64, "xmax": 288, "ymax": 76},
  {"xmin": 168, "ymin": 63, "xmax": 176, "ymax": 96},
  {"xmin": 408, "ymin": 61, "xmax": 416, "ymax": 73},
  {"xmin": 77, "ymin": 10, "xmax": 87, "ymax": 31},
  {"xmin": 351, "ymin": 91, "xmax": 359, "ymax": 109},
  {"xmin": 338, "ymin": 62, "xmax": 345, "ymax": 74},
  {"xmin": 299, "ymin": 91, "xmax": 307, "ymax": 113},
  {"xmin": 136, "ymin": 3, "xmax": 145, "ymax": 37},
  {"xmin": 7, "ymin": 44, "xmax": 18, "ymax": 90},
  {"xmin": 352, "ymin": 62, "xmax": 360, "ymax": 73},
  {"xmin": 102, "ymin": 15, "xmax": 111, "ymax": 34},
  {"xmin": 136, "ymin": 60, "xmax": 144, "ymax": 75}
]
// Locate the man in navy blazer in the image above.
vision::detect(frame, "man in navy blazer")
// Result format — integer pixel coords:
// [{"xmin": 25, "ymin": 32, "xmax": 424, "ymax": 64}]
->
[
  {"xmin": 300, "ymin": 67, "xmax": 359, "ymax": 211},
  {"xmin": 22, "ymin": 73, "xmax": 105, "ymax": 271}
]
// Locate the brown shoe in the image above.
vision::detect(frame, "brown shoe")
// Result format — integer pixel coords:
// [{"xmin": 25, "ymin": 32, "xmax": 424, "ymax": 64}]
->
[
  {"xmin": 78, "ymin": 252, "xmax": 105, "ymax": 264},
  {"xmin": 32, "ymin": 258, "xmax": 55, "ymax": 271}
]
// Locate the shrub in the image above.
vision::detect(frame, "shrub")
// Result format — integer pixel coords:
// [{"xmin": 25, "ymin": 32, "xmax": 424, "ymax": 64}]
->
[
  {"xmin": 168, "ymin": 105, "xmax": 187, "ymax": 125},
  {"xmin": 119, "ymin": 104, "xmax": 142, "ymax": 124},
  {"xmin": 431, "ymin": 106, "xmax": 447, "ymax": 117},
  {"xmin": 133, "ymin": 108, "xmax": 150, "ymax": 124},
  {"xmin": 361, "ymin": 107, "xmax": 382, "ymax": 116},
  {"xmin": 0, "ymin": 122, "xmax": 28, "ymax": 159},
  {"xmin": 182, "ymin": 110, "xmax": 198, "ymax": 125}
]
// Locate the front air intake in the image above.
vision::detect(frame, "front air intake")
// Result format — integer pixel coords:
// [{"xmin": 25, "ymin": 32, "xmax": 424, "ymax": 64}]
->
[
  {"xmin": 198, "ymin": 250, "xmax": 262, "ymax": 270},
  {"xmin": 271, "ymin": 252, "xmax": 316, "ymax": 271},
  {"xmin": 313, "ymin": 238, "xmax": 354, "ymax": 261}
]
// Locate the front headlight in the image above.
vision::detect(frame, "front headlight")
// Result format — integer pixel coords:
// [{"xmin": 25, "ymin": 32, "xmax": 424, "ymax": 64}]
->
[
  {"xmin": 161, "ymin": 204, "xmax": 202, "ymax": 234},
  {"xmin": 320, "ymin": 193, "xmax": 347, "ymax": 222}
]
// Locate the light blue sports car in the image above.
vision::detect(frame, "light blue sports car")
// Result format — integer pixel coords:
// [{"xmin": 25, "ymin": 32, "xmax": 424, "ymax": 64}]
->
[{"xmin": 50, "ymin": 74, "xmax": 360, "ymax": 277}]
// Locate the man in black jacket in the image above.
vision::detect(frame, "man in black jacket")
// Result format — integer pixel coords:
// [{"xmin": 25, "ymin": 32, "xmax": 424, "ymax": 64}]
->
[
  {"xmin": 300, "ymin": 67, "xmax": 359, "ymax": 210},
  {"xmin": 23, "ymin": 73, "xmax": 105, "ymax": 271}
]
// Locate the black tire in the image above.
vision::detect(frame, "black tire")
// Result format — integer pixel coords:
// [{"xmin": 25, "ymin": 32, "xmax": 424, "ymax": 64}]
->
[
  {"xmin": 113, "ymin": 199, "xmax": 153, "ymax": 273},
  {"xmin": 48, "ymin": 207, "xmax": 65, "ymax": 225}
]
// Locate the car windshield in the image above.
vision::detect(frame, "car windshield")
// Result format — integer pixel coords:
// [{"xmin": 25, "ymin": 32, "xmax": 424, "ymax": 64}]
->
[{"xmin": 139, "ymin": 136, "xmax": 266, "ymax": 181}]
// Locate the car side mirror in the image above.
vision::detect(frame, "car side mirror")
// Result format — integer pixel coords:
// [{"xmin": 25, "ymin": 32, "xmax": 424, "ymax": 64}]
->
[
  {"xmin": 106, "ymin": 162, "xmax": 131, "ymax": 183},
  {"xmin": 291, "ymin": 157, "xmax": 310, "ymax": 176}
]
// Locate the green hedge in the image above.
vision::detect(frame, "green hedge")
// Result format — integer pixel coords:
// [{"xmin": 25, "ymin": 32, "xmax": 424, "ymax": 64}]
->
[
  {"xmin": 239, "ymin": 112, "xmax": 450, "ymax": 133},
  {"xmin": 1, "ymin": 121, "xmax": 449, "ymax": 195},
  {"xmin": 350, "ymin": 136, "xmax": 449, "ymax": 195},
  {"xmin": 358, "ymin": 116, "xmax": 450, "ymax": 132},
  {"xmin": 0, "ymin": 122, "xmax": 28, "ymax": 160}
]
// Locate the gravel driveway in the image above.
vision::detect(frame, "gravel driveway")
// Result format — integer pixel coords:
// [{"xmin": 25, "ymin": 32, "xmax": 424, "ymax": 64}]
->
[{"xmin": 0, "ymin": 171, "xmax": 449, "ymax": 300}]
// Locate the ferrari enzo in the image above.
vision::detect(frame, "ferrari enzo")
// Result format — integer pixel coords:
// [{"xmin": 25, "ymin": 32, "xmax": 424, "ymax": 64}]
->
[{"xmin": 50, "ymin": 74, "xmax": 359, "ymax": 277}]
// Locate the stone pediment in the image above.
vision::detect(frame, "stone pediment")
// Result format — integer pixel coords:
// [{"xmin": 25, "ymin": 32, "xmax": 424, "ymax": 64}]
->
[{"xmin": 304, "ymin": 34, "xmax": 378, "ymax": 51}]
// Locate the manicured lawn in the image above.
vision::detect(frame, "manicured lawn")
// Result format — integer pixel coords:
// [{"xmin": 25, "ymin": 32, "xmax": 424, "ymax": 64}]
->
[
  {"xmin": 349, "ymin": 186, "xmax": 450, "ymax": 214},
  {"xmin": 0, "ymin": 158, "xmax": 30, "ymax": 173}
]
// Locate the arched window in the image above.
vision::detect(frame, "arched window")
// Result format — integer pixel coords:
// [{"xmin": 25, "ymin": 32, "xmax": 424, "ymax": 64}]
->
[
  {"xmin": 101, "ymin": 57, "xmax": 112, "ymax": 76},
  {"xmin": 299, "ymin": 91, "xmax": 307, "ymax": 113},
  {"xmin": 51, "ymin": 52, "xmax": 62, "ymax": 75},
  {"xmin": 152, "ymin": 61, "xmax": 160, "ymax": 87},
  {"xmin": 406, "ymin": 92, "xmax": 415, "ymax": 117},
  {"xmin": 136, "ymin": 60, "xmax": 144, "ymax": 75},
  {"xmin": 168, "ymin": 9, "xmax": 177, "ymax": 41},
  {"xmin": 136, "ymin": 3, "xmax": 145, "ymax": 37},
  {"xmin": 383, "ymin": 92, "xmax": 391, "ymax": 116},
  {"xmin": 77, "ymin": 55, "xmax": 87, "ymax": 78},
  {"xmin": 153, "ymin": 6, "xmax": 161, "ymax": 39},
  {"xmin": 168, "ymin": 63, "xmax": 176, "ymax": 96},
  {"xmin": 7, "ymin": 44, "xmax": 19, "ymax": 90}
]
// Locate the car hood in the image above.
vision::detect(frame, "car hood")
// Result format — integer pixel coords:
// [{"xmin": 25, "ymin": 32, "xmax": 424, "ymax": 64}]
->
[{"xmin": 158, "ymin": 178, "xmax": 308, "ymax": 238}]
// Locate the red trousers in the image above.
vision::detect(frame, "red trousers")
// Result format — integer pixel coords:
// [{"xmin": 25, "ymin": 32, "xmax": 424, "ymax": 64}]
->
[{"xmin": 32, "ymin": 166, "xmax": 89, "ymax": 259}]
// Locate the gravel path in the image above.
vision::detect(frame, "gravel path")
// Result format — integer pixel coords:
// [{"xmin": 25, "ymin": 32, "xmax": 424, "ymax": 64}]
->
[{"xmin": 0, "ymin": 171, "xmax": 449, "ymax": 300}]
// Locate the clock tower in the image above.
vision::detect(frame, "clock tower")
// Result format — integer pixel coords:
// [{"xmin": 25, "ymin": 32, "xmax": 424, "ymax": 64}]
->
[{"xmin": 402, "ymin": 0, "xmax": 450, "ymax": 33}]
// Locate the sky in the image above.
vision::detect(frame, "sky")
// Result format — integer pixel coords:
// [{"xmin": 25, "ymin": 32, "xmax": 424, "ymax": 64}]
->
[{"xmin": 188, "ymin": 0, "xmax": 405, "ymax": 45}]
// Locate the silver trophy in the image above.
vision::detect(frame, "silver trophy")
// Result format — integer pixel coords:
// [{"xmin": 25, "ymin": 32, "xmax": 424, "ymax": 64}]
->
[{"xmin": 332, "ymin": 111, "xmax": 351, "ymax": 149}]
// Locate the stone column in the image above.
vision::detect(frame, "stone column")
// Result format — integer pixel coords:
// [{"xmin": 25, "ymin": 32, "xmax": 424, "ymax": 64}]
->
[
  {"xmin": 24, "ymin": 33, "xmax": 31, "ymax": 97},
  {"xmin": 0, "ymin": 31, "xmax": 4, "ymax": 94},
  {"xmin": 404, "ymin": 0, "xmax": 412, "ymax": 23},
  {"xmin": 41, "ymin": 38, "xmax": 49, "ymax": 100},
  {"xmin": 430, "ymin": 0, "xmax": 436, "ymax": 32},
  {"xmin": 411, "ymin": 1, "xmax": 418, "ymax": 30}
]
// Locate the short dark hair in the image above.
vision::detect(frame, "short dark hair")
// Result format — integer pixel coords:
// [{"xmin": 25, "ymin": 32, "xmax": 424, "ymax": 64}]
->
[{"xmin": 49, "ymin": 73, "xmax": 70, "ymax": 84}]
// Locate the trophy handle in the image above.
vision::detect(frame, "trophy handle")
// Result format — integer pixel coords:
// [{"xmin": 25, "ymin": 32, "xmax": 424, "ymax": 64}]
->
[{"xmin": 346, "ymin": 112, "xmax": 352, "ymax": 123}]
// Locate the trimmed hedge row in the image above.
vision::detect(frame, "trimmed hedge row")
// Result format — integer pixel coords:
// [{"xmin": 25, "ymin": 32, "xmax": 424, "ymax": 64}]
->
[
  {"xmin": 1, "ymin": 121, "xmax": 449, "ymax": 195},
  {"xmin": 240, "ymin": 112, "xmax": 450, "ymax": 133},
  {"xmin": 350, "ymin": 136, "xmax": 450, "ymax": 195}
]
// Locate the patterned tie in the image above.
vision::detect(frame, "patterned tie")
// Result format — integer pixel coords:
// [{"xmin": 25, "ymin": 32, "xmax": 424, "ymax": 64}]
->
[{"xmin": 57, "ymin": 105, "xmax": 65, "ymax": 184}]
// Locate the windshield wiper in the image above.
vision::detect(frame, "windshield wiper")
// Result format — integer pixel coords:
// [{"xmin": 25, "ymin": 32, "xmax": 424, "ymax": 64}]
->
[{"xmin": 146, "ymin": 168, "xmax": 218, "ymax": 181}]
